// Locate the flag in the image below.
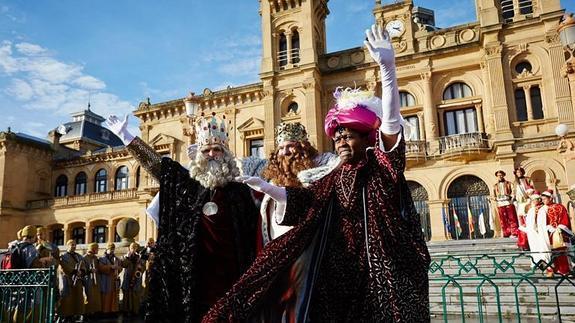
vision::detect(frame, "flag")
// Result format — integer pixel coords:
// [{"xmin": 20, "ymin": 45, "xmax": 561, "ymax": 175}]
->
[
  {"xmin": 467, "ymin": 204, "xmax": 475, "ymax": 237},
  {"xmin": 442, "ymin": 208, "xmax": 452, "ymax": 240},
  {"xmin": 453, "ymin": 208, "xmax": 462, "ymax": 238},
  {"xmin": 488, "ymin": 204, "xmax": 495, "ymax": 231},
  {"xmin": 478, "ymin": 210, "xmax": 487, "ymax": 236}
]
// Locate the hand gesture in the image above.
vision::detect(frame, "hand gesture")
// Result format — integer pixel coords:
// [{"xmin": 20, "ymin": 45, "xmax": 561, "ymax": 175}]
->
[
  {"xmin": 106, "ymin": 115, "xmax": 135, "ymax": 145},
  {"xmin": 235, "ymin": 176, "xmax": 267, "ymax": 193},
  {"xmin": 364, "ymin": 24, "xmax": 395, "ymax": 70}
]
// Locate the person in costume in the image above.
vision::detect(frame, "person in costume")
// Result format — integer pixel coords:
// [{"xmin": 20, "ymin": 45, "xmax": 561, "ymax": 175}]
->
[
  {"xmin": 519, "ymin": 191, "xmax": 550, "ymax": 272},
  {"xmin": 493, "ymin": 170, "xmax": 519, "ymax": 237},
  {"xmin": 205, "ymin": 24, "xmax": 430, "ymax": 322},
  {"xmin": 540, "ymin": 189, "xmax": 573, "ymax": 275},
  {"xmin": 106, "ymin": 112, "xmax": 260, "ymax": 322},
  {"xmin": 120, "ymin": 242, "xmax": 145, "ymax": 316},
  {"xmin": 57, "ymin": 240, "xmax": 86, "ymax": 322},
  {"xmin": 98, "ymin": 243, "xmax": 121, "ymax": 315},
  {"xmin": 83, "ymin": 242, "xmax": 102, "ymax": 318},
  {"xmin": 513, "ymin": 167, "xmax": 533, "ymax": 249}
]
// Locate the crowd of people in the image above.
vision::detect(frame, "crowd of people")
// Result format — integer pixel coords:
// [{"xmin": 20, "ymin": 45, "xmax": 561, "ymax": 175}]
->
[
  {"xmin": 3, "ymin": 225, "xmax": 156, "ymax": 322},
  {"xmin": 494, "ymin": 168, "xmax": 574, "ymax": 276}
]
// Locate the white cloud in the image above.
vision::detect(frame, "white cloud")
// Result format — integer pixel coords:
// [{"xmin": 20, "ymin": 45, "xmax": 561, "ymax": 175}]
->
[
  {"xmin": 73, "ymin": 75, "xmax": 106, "ymax": 90},
  {"xmin": 346, "ymin": 1, "xmax": 369, "ymax": 13},
  {"xmin": 15, "ymin": 42, "xmax": 47, "ymax": 56},
  {"xmin": 6, "ymin": 78, "xmax": 33, "ymax": 100},
  {"xmin": 201, "ymin": 34, "xmax": 261, "ymax": 78},
  {"xmin": 139, "ymin": 81, "xmax": 181, "ymax": 101},
  {"xmin": 0, "ymin": 40, "xmax": 134, "ymax": 122}
]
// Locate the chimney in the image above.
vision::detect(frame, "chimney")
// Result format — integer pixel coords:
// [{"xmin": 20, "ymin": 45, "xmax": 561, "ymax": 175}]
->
[{"xmin": 48, "ymin": 129, "xmax": 61, "ymax": 149}]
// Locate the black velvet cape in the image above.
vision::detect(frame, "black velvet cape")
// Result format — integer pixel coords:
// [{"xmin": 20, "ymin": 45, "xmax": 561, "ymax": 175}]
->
[{"xmin": 145, "ymin": 158, "xmax": 259, "ymax": 323}]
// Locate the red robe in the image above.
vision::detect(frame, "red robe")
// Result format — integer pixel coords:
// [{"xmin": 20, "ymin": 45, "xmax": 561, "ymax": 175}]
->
[
  {"xmin": 546, "ymin": 203, "xmax": 572, "ymax": 275},
  {"xmin": 202, "ymin": 140, "xmax": 430, "ymax": 322}
]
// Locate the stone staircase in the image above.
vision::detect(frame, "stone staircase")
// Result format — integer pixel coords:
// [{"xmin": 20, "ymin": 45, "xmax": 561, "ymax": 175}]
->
[{"xmin": 427, "ymin": 238, "xmax": 575, "ymax": 322}]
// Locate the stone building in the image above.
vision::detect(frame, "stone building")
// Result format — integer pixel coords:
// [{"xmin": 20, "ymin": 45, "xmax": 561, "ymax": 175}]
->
[{"xmin": 1, "ymin": 0, "xmax": 574, "ymax": 247}]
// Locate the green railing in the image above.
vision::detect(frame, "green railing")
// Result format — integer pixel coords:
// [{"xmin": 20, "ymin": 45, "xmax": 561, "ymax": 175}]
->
[
  {"xmin": 429, "ymin": 248, "xmax": 575, "ymax": 323},
  {"xmin": 0, "ymin": 267, "xmax": 56, "ymax": 323}
]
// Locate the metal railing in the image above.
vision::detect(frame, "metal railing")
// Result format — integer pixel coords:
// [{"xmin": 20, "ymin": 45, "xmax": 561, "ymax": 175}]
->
[
  {"xmin": 277, "ymin": 48, "xmax": 300, "ymax": 68},
  {"xmin": 429, "ymin": 249, "xmax": 575, "ymax": 322},
  {"xmin": 0, "ymin": 267, "xmax": 56, "ymax": 323}
]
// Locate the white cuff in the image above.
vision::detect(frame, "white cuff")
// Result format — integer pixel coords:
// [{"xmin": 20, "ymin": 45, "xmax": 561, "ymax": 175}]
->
[
  {"xmin": 377, "ymin": 128, "xmax": 403, "ymax": 153},
  {"xmin": 146, "ymin": 193, "xmax": 160, "ymax": 226}
]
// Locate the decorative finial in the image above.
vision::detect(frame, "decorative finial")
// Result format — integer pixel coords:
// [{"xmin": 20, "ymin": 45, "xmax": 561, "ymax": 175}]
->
[
  {"xmin": 147, "ymin": 97, "xmax": 151, "ymax": 105},
  {"xmin": 7, "ymin": 127, "xmax": 11, "ymax": 133}
]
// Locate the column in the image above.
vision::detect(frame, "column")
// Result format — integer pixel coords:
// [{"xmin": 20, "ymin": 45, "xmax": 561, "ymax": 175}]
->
[
  {"xmin": 427, "ymin": 200, "xmax": 450, "ymax": 241},
  {"xmin": 63, "ymin": 224, "xmax": 70, "ymax": 244},
  {"xmin": 547, "ymin": 33, "xmax": 574, "ymax": 123},
  {"xmin": 420, "ymin": 72, "xmax": 438, "ymax": 139},
  {"xmin": 285, "ymin": 30, "xmax": 292, "ymax": 65},
  {"xmin": 484, "ymin": 44, "xmax": 513, "ymax": 137},
  {"xmin": 417, "ymin": 112, "xmax": 425, "ymax": 140},
  {"xmin": 107, "ymin": 220, "xmax": 115, "ymax": 244},
  {"xmin": 523, "ymin": 85, "xmax": 533, "ymax": 121},
  {"xmin": 85, "ymin": 223, "xmax": 92, "ymax": 244},
  {"xmin": 475, "ymin": 104, "xmax": 485, "ymax": 132}
]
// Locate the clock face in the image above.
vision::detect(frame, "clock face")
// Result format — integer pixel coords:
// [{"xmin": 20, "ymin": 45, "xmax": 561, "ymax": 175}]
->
[{"xmin": 385, "ymin": 20, "xmax": 405, "ymax": 38}]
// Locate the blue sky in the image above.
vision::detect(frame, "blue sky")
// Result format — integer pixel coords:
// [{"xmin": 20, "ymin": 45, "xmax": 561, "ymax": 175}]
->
[{"xmin": 1, "ymin": 0, "xmax": 574, "ymax": 138}]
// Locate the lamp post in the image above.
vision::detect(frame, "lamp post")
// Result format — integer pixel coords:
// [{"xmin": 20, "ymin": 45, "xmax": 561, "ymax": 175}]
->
[{"xmin": 181, "ymin": 92, "xmax": 201, "ymax": 144}]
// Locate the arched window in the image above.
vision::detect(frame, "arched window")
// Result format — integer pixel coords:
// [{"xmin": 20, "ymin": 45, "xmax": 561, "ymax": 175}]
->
[
  {"xmin": 444, "ymin": 108, "xmax": 477, "ymax": 135},
  {"xmin": 74, "ymin": 172, "xmax": 87, "ymax": 195},
  {"xmin": 407, "ymin": 181, "xmax": 431, "ymax": 241},
  {"xmin": 399, "ymin": 91, "xmax": 416, "ymax": 107},
  {"xmin": 291, "ymin": 30, "xmax": 300, "ymax": 64},
  {"xmin": 279, "ymin": 33, "xmax": 288, "ymax": 67},
  {"xmin": 52, "ymin": 228, "xmax": 64, "ymax": 246},
  {"xmin": 530, "ymin": 86, "xmax": 544, "ymax": 120},
  {"xmin": 54, "ymin": 175, "xmax": 68, "ymax": 197},
  {"xmin": 72, "ymin": 227, "xmax": 85, "ymax": 245},
  {"xmin": 95, "ymin": 169, "xmax": 107, "ymax": 193},
  {"xmin": 447, "ymin": 175, "xmax": 492, "ymax": 240},
  {"xmin": 404, "ymin": 115, "xmax": 420, "ymax": 140},
  {"xmin": 515, "ymin": 61, "xmax": 532, "ymax": 74},
  {"xmin": 92, "ymin": 225, "xmax": 107, "ymax": 243},
  {"xmin": 443, "ymin": 82, "xmax": 473, "ymax": 100},
  {"xmin": 518, "ymin": 0, "xmax": 533, "ymax": 15},
  {"xmin": 287, "ymin": 102, "xmax": 299, "ymax": 114},
  {"xmin": 515, "ymin": 89, "xmax": 528, "ymax": 121},
  {"xmin": 115, "ymin": 166, "xmax": 129, "ymax": 191}
]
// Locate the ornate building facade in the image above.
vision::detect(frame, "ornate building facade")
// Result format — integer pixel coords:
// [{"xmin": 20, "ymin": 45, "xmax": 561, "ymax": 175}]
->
[{"xmin": 1, "ymin": 0, "xmax": 574, "ymax": 247}]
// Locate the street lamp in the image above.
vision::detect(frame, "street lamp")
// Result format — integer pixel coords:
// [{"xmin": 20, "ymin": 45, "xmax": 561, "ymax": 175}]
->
[
  {"xmin": 181, "ymin": 92, "xmax": 201, "ymax": 144},
  {"xmin": 558, "ymin": 13, "xmax": 575, "ymax": 75}
]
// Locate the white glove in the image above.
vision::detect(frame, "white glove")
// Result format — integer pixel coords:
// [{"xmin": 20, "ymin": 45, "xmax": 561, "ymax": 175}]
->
[
  {"xmin": 235, "ymin": 176, "xmax": 286, "ymax": 203},
  {"xmin": 547, "ymin": 225, "xmax": 556, "ymax": 233},
  {"xmin": 187, "ymin": 144, "xmax": 198, "ymax": 160},
  {"xmin": 364, "ymin": 24, "xmax": 402, "ymax": 135},
  {"xmin": 106, "ymin": 115, "xmax": 135, "ymax": 145}
]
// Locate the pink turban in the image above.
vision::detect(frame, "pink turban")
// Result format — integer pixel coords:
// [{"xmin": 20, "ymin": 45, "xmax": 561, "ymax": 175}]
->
[{"xmin": 324, "ymin": 105, "xmax": 381, "ymax": 144}]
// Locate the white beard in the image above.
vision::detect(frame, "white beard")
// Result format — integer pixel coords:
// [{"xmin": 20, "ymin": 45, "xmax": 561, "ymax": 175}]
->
[{"xmin": 188, "ymin": 151, "xmax": 240, "ymax": 189}]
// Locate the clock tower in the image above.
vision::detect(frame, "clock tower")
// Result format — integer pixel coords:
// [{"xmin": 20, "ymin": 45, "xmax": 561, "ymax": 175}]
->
[{"xmin": 373, "ymin": 0, "xmax": 434, "ymax": 56}]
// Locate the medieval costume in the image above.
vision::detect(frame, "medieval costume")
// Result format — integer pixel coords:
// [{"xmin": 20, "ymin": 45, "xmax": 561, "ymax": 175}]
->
[
  {"xmin": 58, "ymin": 240, "xmax": 85, "ymax": 320},
  {"xmin": 106, "ymin": 112, "xmax": 260, "ymax": 322},
  {"xmin": 99, "ymin": 243, "xmax": 121, "ymax": 314},
  {"xmin": 513, "ymin": 171, "xmax": 533, "ymax": 250},
  {"xmin": 120, "ymin": 243, "xmax": 145, "ymax": 316},
  {"xmin": 205, "ymin": 24, "xmax": 430, "ymax": 323},
  {"xmin": 519, "ymin": 192, "xmax": 550, "ymax": 271},
  {"xmin": 541, "ymin": 190, "xmax": 573, "ymax": 275},
  {"xmin": 493, "ymin": 172, "xmax": 519, "ymax": 237},
  {"xmin": 82, "ymin": 243, "xmax": 102, "ymax": 316}
]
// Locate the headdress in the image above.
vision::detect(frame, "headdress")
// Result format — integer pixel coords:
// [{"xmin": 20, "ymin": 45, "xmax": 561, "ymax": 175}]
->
[
  {"xmin": 195, "ymin": 112, "xmax": 230, "ymax": 148},
  {"xmin": 275, "ymin": 122, "xmax": 308, "ymax": 145},
  {"xmin": 88, "ymin": 242, "xmax": 98, "ymax": 250},
  {"xmin": 541, "ymin": 189, "xmax": 554, "ymax": 198},
  {"xmin": 21, "ymin": 225, "xmax": 37, "ymax": 238},
  {"xmin": 530, "ymin": 191, "xmax": 541, "ymax": 200},
  {"xmin": 495, "ymin": 170, "xmax": 506, "ymax": 176},
  {"xmin": 324, "ymin": 87, "xmax": 382, "ymax": 143}
]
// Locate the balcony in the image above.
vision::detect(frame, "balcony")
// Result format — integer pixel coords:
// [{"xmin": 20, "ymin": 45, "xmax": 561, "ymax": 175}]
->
[
  {"xmin": 437, "ymin": 132, "xmax": 490, "ymax": 158},
  {"xmin": 278, "ymin": 48, "xmax": 300, "ymax": 69},
  {"xmin": 53, "ymin": 188, "xmax": 139, "ymax": 208},
  {"xmin": 406, "ymin": 140, "xmax": 428, "ymax": 160}
]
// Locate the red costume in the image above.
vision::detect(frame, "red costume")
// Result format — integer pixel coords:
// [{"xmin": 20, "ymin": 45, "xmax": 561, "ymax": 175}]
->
[
  {"xmin": 493, "ymin": 180, "xmax": 519, "ymax": 237},
  {"xmin": 546, "ymin": 202, "xmax": 573, "ymax": 275}
]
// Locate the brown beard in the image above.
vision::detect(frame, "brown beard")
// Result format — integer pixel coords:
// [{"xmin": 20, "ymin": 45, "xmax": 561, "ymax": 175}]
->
[{"xmin": 262, "ymin": 141, "xmax": 318, "ymax": 187}]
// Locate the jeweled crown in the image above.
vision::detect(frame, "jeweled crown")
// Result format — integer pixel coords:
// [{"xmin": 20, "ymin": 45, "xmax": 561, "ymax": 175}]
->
[
  {"xmin": 195, "ymin": 113, "xmax": 229, "ymax": 148},
  {"xmin": 275, "ymin": 122, "xmax": 308, "ymax": 145}
]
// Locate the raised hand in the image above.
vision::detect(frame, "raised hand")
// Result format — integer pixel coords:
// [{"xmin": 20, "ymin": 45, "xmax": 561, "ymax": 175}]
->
[
  {"xmin": 235, "ymin": 176, "xmax": 286, "ymax": 203},
  {"xmin": 364, "ymin": 24, "xmax": 395, "ymax": 70},
  {"xmin": 106, "ymin": 115, "xmax": 135, "ymax": 145}
]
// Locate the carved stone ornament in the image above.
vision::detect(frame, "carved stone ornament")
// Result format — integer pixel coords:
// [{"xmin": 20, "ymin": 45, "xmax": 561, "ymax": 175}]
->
[
  {"xmin": 459, "ymin": 29, "xmax": 476, "ymax": 43},
  {"xmin": 545, "ymin": 33, "xmax": 560, "ymax": 44},
  {"xmin": 392, "ymin": 40, "xmax": 407, "ymax": 53},
  {"xmin": 203, "ymin": 88, "xmax": 213, "ymax": 96},
  {"xmin": 350, "ymin": 51, "xmax": 365, "ymax": 64},
  {"xmin": 327, "ymin": 56, "xmax": 340, "ymax": 68},
  {"xmin": 485, "ymin": 45, "xmax": 502, "ymax": 57},
  {"xmin": 430, "ymin": 35, "xmax": 446, "ymax": 49}
]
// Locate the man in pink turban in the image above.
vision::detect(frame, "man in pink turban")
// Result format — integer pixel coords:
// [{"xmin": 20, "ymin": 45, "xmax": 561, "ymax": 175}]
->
[{"xmin": 207, "ymin": 24, "xmax": 430, "ymax": 323}]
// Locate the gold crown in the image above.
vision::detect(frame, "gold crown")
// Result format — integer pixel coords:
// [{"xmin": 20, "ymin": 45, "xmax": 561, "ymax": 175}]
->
[
  {"xmin": 275, "ymin": 122, "xmax": 308, "ymax": 145},
  {"xmin": 196, "ymin": 113, "xmax": 230, "ymax": 148}
]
